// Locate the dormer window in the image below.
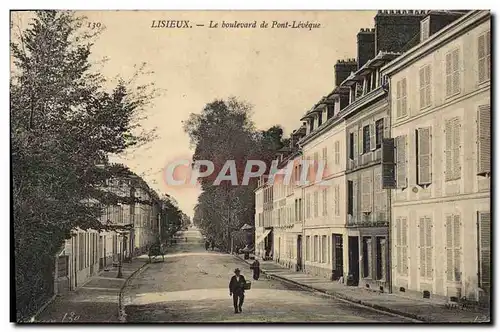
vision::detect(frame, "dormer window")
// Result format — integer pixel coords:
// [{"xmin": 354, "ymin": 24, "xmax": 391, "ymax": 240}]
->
[{"xmin": 420, "ymin": 17, "xmax": 430, "ymax": 42}]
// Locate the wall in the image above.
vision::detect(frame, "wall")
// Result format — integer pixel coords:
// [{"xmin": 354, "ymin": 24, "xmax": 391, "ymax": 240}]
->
[{"xmin": 389, "ymin": 17, "xmax": 491, "ymax": 300}]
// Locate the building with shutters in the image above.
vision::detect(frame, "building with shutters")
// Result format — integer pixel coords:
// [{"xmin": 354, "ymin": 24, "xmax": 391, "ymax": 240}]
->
[
  {"xmin": 381, "ymin": 10, "xmax": 490, "ymax": 303},
  {"xmin": 299, "ymin": 91, "xmax": 350, "ymax": 280}
]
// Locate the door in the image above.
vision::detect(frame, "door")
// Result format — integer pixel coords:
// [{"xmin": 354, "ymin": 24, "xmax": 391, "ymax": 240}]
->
[
  {"xmin": 99, "ymin": 235, "xmax": 104, "ymax": 270},
  {"xmin": 348, "ymin": 236, "xmax": 360, "ymax": 285},
  {"xmin": 332, "ymin": 234, "xmax": 344, "ymax": 280},
  {"xmin": 297, "ymin": 235, "xmax": 303, "ymax": 271}
]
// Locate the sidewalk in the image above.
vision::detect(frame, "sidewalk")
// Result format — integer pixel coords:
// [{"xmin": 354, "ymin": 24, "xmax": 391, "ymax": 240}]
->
[
  {"xmin": 236, "ymin": 255, "xmax": 490, "ymax": 323},
  {"xmin": 33, "ymin": 256, "xmax": 149, "ymax": 323}
]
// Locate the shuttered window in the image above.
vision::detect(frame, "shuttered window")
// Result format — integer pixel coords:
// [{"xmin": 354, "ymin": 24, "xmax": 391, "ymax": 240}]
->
[
  {"xmin": 314, "ymin": 191, "xmax": 319, "ymax": 218},
  {"xmin": 322, "ymin": 235, "xmax": 328, "ymax": 263},
  {"xmin": 306, "ymin": 193, "xmax": 311, "ymax": 219},
  {"xmin": 477, "ymin": 212, "xmax": 491, "ymax": 293},
  {"xmin": 421, "ymin": 18, "xmax": 430, "ymax": 41},
  {"xmin": 395, "ymin": 217, "xmax": 408, "ymax": 276},
  {"xmin": 334, "ymin": 141, "xmax": 340, "ymax": 165},
  {"xmin": 419, "ymin": 217, "xmax": 433, "ymax": 279},
  {"xmin": 477, "ymin": 105, "xmax": 491, "ymax": 175},
  {"xmin": 322, "ymin": 188, "xmax": 328, "ymax": 216},
  {"xmin": 322, "ymin": 147, "xmax": 328, "ymax": 168},
  {"xmin": 396, "ymin": 78, "xmax": 408, "ymax": 118},
  {"xmin": 314, "ymin": 235, "xmax": 319, "ymax": 262},
  {"xmin": 361, "ymin": 171, "xmax": 373, "ymax": 213},
  {"xmin": 446, "ymin": 48, "xmax": 461, "ymax": 97},
  {"xmin": 445, "ymin": 117, "xmax": 461, "ymax": 181},
  {"xmin": 478, "ymin": 31, "xmax": 491, "ymax": 83},
  {"xmin": 401, "ymin": 217, "xmax": 408, "ymax": 275},
  {"xmin": 306, "ymin": 236, "xmax": 311, "ymax": 261},
  {"xmin": 446, "ymin": 214, "xmax": 462, "ymax": 282},
  {"xmin": 396, "ymin": 135, "xmax": 407, "ymax": 189},
  {"xmin": 416, "ymin": 127, "xmax": 432, "ymax": 186},
  {"xmin": 334, "ymin": 185, "xmax": 340, "ymax": 216},
  {"xmin": 375, "ymin": 119, "xmax": 384, "ymax": 149},
  {"xmin": 419, "ymin": 65, "xmax": 432, "ymax": 109}
]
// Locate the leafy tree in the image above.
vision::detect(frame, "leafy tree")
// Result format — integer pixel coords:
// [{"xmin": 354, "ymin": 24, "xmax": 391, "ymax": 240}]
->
[{"xmin": 11, "ymin": 10, "xmax": 157, "ymax": 320}]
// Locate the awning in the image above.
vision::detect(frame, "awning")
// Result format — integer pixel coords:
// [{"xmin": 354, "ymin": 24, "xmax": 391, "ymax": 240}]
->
[{"xmin": 255, "ymin": 229, "xmax": 272, "ymax": 245}]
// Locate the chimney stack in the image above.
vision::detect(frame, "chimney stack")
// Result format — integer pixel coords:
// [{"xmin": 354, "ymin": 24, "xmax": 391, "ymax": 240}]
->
[
  {"xmin": 357, "ymin": 28, "xmax": 376, "ymax": 69},
  {"xmin": 334, "ymin": 59, "xmax": 357, "ymax": 86}
]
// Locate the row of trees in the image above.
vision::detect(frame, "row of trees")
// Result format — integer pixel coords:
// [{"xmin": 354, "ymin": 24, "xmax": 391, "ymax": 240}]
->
[
  {"xmin": 11, "ymin": 11, "xmax": 185, "ymax": 320},
  {"xmin": 185, "ymin": 98, "xmax": 289, "ymax": 251}
]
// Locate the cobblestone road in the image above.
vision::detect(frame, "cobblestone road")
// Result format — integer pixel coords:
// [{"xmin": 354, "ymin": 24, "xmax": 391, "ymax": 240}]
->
[{"xmin": 123, "ymin": 229, "xmax": 412, "ymax": 323}]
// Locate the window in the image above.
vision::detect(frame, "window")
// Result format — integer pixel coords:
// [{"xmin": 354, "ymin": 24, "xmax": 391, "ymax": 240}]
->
[
  {"xmin": 306, "ymin": 193, "xmax": 311, "ymax": 219},
  {"xmin": 375, "ymin": 119, "xmax": 384, "ymax": 149},
  {"xmin": 322, "ymin": 235, "xmax": 328, "ymax": 263},
  {"xmin": 334, "ymin": 185, "xmax": 340, "ymax": 216},
  {"xmin": 416, "ymin": 127, "xmax": 432, "ymax": 186},
  {"xmin": 420, "ymin": 17, "xmax": 430, "ymax": 42},
  {"xmin": 445, "ymin": 48, "xmax": 460, "ymax": 97},
  {"xmin": 299, "ymin": 198, "xmax": 303, "ymax": 221},
  {"xmin": 322, "ymin": 188, "xmax": 328, "ymax": 216},
  {"xmin": 395, "ymin": 217, "xmax": 408, "ymax": 276},
  {"xmin": 396, "ymin": 135, "xmax": 408, "ymax": 189},
  {"xmin": 419, "ymin": 65, "xmax": 432, "ymax": 109},
  {"xmin": 446, "ymin": 214, "xmax": 461, "ymax": 282},
  {"xmin": 445, "ymin": 117, "xmax": 461, "ymax": 181},
  {"xmin": 347, "ymin": 180, "xmax": 354, "ymax": 216},
  {"xmin": 361, "ymin": 171, "xmax": 373, "ymax": 213},
  {"xmin": 334, "ymin": 141, "xmax": 340, "ymax": 165},
  {"xmin": 349, "ymin": 132, "xmax": 355, "ymax": 160},
  {"xmin": 376, "ymin": 237, "xmax": 386, "ymax": 280},
  {"xmin": 306, "ymin": 236, "xmax": 311, "ymax": 261},
  {"xmin": 322, "ymin": 147, "xmax": 328, "ymax": 168},
  {"xmin": 362, "ymin": 125, "xmax": 370, "ymax": 153},
  {"xmin": 478, "ymin": 31, "xmax": 491, "ymax": 83},
  {"xmin": 419, "ymin": 217, "xmax": 433, "ymax": 279},
  {"xmin": 477, "ymin": 105, "xmax": 491, "ymax": 176},
  {"xmin": 314, "ymin": 152, "xmax": 319, "ymax": 166},
  {"xmin": 396, "ymin": 78, "xmax": 408, "ymax": 118},
  {"xmin": 363, "ymin": 237, "xmax": 372, "ymax": 278},
  {"xmin": 314, "ymin": 191, "xmax": 319, "ymax": 218},
  {"xmin": 314, "ymin": 235, "xmax": 319, "ymax": 262},
  {"xmin": 477, "ymin": 211, "xmax": 491, "ymax": 293}
]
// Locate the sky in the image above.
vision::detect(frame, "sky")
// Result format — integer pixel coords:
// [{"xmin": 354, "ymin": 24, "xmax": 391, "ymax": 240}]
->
[{"xmin": 13, "ymin": 10, "xmax": 377, "ymax": 218}]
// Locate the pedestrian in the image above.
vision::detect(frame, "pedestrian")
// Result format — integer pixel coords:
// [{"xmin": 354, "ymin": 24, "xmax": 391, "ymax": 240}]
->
[
  {"xmin": 229, "ymin": 268, "xmax": 246, "ymax": 314},
  {"xmin": 250, "ymin": 259, "xmax": 260, "ymax": 280},
  {"xmin": 205, "ymin": 240, "xmax": 210, "ymax": 251},
  {"xmin": 211, "ymin": 241, "xmax": 215, "ymax": 251}
]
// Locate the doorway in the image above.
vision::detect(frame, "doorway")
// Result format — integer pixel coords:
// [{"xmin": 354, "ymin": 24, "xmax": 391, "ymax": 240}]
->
[
  {"xmin": 348, "ymin": 236, "xmax": 360, "ymax": 286},
  {"xmin": 297, "ymin": 235, "xmax": 303, "ymax": 271},
  {"xmin": 332, "ymin": 234, "xmax": 343, "ymax": 280}
]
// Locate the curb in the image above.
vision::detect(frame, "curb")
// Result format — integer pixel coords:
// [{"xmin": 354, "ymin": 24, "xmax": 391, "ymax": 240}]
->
[
  {"xmin": 234, "ymin": 255, "xmax": 428, "ymax": 322},
  {"xmin": 117, "ymin": 261, "xmax": 150, "ymax": 323}
]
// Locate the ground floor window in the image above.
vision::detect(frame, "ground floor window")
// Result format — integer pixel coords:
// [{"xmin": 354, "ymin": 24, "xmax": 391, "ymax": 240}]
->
[
  {"xmin": 376, "ymin": 237, "xmax": 386, "ymax": 280},
  {"xmin": 305, "ymin": 236, "xmax": 310, "ymax": 261},
  {"xmin": 362, "ymin": 237, "xmax": 372, "ymax": 278}
]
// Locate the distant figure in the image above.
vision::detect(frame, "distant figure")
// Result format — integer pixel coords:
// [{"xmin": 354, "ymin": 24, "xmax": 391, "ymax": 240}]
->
[
  {"xmin": 211, "ymin": 241, "xmax": 215, "ymax": 251},
  {"xmin": 229, "ymin": 268, "xmax": 246, "ymax": 314},
  {"xmin": 205, "ymin": 240, "xmax": 210, "ymax": 251},
  {"xmin": 251, "ymin": 260, "xmax": 260, "ymax": 280}
]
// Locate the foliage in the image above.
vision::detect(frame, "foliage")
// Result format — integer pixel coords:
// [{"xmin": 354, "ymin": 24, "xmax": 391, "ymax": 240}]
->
[
  {"xmin": 11, "ymin": 10, "xmax": 161, "ymax": 320},
  {"xmin": 185, "ymin": 98, "xmax": 289, "ymax": 251}
]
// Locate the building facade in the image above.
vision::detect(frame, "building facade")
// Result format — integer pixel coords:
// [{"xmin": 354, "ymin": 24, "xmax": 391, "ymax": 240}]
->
[{"xmin": 382, "ymin": 10, "xmax": 491, "ymax": 302}]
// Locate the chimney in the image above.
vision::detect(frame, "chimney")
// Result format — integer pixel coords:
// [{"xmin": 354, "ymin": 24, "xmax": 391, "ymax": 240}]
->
[
  {"xmin": 334, "ymin": 59, "xmax": 357, "ymax": 86},
  {"xmin": 374, "ymin": 10, "xmax": 429, "ymax": 54},
  {"xmin": 357, "ymin": 28, "xmax": 376, "ymax": 69}
]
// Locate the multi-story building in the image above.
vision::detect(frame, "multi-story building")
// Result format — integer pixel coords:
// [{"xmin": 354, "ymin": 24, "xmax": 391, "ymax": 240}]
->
[
  {"xmin": 299, "ymin": 93, "xmax": 349, "ymax": 279},
  {"xmin": 381, "ymin": 10, "xmax": 490, "ymax": 302},
  {"xmin": 254, "ymin": 174, "xmax": 274, "ymax": 259}
]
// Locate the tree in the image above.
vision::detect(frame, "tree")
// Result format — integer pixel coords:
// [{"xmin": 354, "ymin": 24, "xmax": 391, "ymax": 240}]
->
[
  {"xmin": 11, "ymin": 11, "xmax": 157, "ymax": 320},
  {"xmin": 184, "ymin": 98, "xmax": 289, "ymax": 251}
]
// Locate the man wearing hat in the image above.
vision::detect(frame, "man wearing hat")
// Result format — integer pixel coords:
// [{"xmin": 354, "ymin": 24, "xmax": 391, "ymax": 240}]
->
[{"xmin": 228, "ymin": 268, "xmax": 246, "ymax": 313}]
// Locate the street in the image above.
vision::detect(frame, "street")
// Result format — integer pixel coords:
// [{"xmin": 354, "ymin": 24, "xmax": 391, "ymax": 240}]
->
[{"xmin": 123, "ymin": 228, "xmax": 411, "ymax": 323}]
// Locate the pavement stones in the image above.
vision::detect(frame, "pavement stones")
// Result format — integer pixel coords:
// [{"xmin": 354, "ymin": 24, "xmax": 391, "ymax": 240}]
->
[
  {"xmin": 33, "ymin": 256, "xmax": 149, "ymax": 323},
  {"xmin": 236, "ymin": 255, "xmax": 490, "ymax": 323}
]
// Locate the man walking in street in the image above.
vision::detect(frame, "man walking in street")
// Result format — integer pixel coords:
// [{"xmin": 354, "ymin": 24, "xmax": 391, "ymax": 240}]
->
[{"xmin": 229, "ymin": 268, "xmax": 246, "ymax": 313}]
